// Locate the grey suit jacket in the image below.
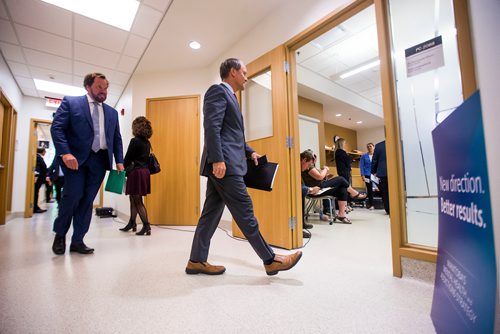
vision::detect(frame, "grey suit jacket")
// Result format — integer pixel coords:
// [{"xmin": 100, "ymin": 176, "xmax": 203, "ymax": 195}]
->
[{"xmin": 200, "ymin": 84, "xmax": 254, "ymax": 177}]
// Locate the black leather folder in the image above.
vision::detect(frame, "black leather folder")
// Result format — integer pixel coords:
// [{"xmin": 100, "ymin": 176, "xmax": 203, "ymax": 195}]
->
[{"xmin": 244, "ymin": 155, "xmax": 279, "ymax": 191}]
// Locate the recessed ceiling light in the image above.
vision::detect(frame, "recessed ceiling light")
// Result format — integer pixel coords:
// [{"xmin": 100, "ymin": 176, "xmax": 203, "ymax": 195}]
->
[
  {"xmin": 40, "ymin": 0, "xmax": 139, "ymax": 31},
  {"xmin": 335, "ymin": 114, "xmax": 342, "ymax": 117},
  {"xmin": 34, "ymin": 79, "xmax": 86, "ymax": 96},
  {"xmin": 356, "ymin": 121, "xmax": 363, "ymax": 124},
  {"xmin": 189, "ymin": 41, "xmax": 201, "ymax": 50}
]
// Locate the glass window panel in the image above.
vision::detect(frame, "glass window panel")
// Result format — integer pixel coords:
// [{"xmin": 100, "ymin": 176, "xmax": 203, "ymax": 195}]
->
[
  {"xmin": 389, "ymin": 0, "xmax": 463, "ymax": 247},
  {"xmin": 242, "ymin": 71, "xmax": 273, "ymax": 141}
]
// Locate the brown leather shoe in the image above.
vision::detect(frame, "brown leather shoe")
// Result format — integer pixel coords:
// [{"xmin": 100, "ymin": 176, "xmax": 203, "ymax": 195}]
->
[
  {"xmin": 185, "ymin": 261, "xmax": 226, "ymax": 275},
  {"xmin": 264, "ymin": 251, "xmax": 302, "ymax": 276}
]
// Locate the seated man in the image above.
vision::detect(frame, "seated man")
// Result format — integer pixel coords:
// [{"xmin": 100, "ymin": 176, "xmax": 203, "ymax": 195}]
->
[
  {"xmin": 301, "ymin": 185, "xmax": 320, "ymax": 232},
  {"xmin": 300, "ymin": 150, "xmax": 366, "ymax": 224}
]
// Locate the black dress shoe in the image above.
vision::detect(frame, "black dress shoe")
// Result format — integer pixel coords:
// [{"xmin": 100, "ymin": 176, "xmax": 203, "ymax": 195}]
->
[
  {"xmin": 303, "ymin": 222, "xmax": 313, "ymax": 229},
  {"xmin": 70, "ymin": 243, "xmax": 94, "ymax": 254},
  {"xmin": 52, "ymin": 235, "xmax": 66, "ymax": 255},
  {"xmin": 34, "ymin": 208, "xmax": 47, "ymax": 213}
]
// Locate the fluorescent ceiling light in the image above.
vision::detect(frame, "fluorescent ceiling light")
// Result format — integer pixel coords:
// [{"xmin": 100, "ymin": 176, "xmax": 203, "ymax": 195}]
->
[
  {"xmin": 34, "ymin": 79, "xmax": 86, "ymax": 96},
  {"xmin": 356, "ymin": 121, "xmax": 363, "ymax": 124},
  {"xmin": 339, "ymin": 59, "xmax": 380, "ymax": 79},
  {"xmin": 335, "ymin": 113, "xmax": 342, "ymax": 117},
  {"xmin": 189, "ymin": 41, "xmax": 201, "ymax": 50},
  {"xmin": 40, "ymin": 0, "xmax": 139, "ymax": 31}
]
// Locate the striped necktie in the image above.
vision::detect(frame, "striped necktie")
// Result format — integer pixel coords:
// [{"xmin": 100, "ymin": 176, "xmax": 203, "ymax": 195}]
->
[{"xmin": 91, "ymin": 102, "xmax": 100, "ymax": 152}]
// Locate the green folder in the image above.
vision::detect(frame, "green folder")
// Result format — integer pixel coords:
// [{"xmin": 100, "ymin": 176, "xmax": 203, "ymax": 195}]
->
[{"xmin": 105, "ymin": 169, "xmax": 125, "ymax": 194}]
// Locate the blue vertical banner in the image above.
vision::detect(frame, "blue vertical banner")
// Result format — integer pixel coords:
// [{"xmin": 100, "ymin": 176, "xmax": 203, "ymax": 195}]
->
[{"xmin": 431, "ymin": 91, "xmax": 496, "ymax": 333}]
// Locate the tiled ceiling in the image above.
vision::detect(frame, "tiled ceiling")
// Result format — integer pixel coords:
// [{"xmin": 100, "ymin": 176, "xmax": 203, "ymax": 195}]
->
[
  {"xmin": 0, "ymin": 0, "xmax": 171, "ymax": 106},
  {"xmin": 297, "ymin": 5, "xmax": 384, "ymax": 130},
  {"xmin": 0, "ymin": 0, "xmax": 287, "ymax": 107},
  {"xmin": 0, "ymin": 0, "xmax": 382, "ymax": 131}
]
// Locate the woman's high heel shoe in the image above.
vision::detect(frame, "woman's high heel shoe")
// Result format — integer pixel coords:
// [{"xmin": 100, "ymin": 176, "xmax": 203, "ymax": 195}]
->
[
  {"xmin": 120, "ymin": 221, "xmax": 137, "ymax": 232},
  {"xmin": 136, "ymin": 223, "xmax": 151, "ymax": 236}
]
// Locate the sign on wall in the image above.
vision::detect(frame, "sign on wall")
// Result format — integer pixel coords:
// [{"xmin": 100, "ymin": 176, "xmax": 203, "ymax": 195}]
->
[
  {"xmin": 405, "ymin": 36, "xmax": 445, "ymax": 78},
  {"xmin": 431, "ymin": 91, "xmax": 496, "ymax": 333}
]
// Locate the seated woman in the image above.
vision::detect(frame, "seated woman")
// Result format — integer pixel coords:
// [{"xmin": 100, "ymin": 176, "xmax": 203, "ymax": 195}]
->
[{"xmin": 300, "ymin": 150, "xmax": 366, "ymax": 224}]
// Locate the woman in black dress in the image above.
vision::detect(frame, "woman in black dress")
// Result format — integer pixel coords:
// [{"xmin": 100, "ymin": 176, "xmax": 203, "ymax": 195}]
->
[
  {"xmin": 335, "ymin": 137, "xmax": 354, "ymax": 211},
  {"xmin": 120, "ymin": 116, "xmax": 153, "ymax": 235}
]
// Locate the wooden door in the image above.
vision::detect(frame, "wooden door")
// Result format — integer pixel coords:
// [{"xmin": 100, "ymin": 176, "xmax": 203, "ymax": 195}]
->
[
  {"xmin": 24, "ymin": 119, "xmax": 52, "ymax": 218},
  {"xmin": 24, "ymin": 119, "xmax": 38, "ymax": 218},
  {"xmin": 0, "ymin": 101, "xmax": 4, "ymax": 224},
  {"xmin": 232, "ymin": 46, "xmax": 297, "ymax": 249},
  {"xmin": 146, "ymin": 96, "xmax": 200, "ymax": 226}
]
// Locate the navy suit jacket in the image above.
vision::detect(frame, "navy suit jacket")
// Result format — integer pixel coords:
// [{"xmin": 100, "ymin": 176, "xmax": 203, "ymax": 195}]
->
[
  {"xmin": 371, "ymin": 140, "xmax": 387, "ymax": 177},
  {"xmin": 35, "ymin": 154, "xmax": 47, "ymax": 179},
  {"xmin": 200, "ymin": 84, "xmax": 253, "ymax": 177},
  {"xmin": 51, "ymin": 95, "xmax": 124, "ymax": 169}
]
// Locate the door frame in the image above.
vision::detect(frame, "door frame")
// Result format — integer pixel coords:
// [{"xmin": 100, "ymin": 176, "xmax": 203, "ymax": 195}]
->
[
  {"xmin": 25, "ymin": 119, "xmax": 51, "ymax": 218},
  {"xmin": 283, "ymin": 0, "xmax": 477, "ymax": 276},
  {"xmin": 0, "ymin": 89, "xmax": 17, "ymax": 225}
]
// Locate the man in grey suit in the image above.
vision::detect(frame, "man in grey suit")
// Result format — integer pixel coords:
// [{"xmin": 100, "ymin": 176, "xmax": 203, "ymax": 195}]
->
[{"xmin": 186, "ymin": 58, "xmax": 302, "ymax": 276}]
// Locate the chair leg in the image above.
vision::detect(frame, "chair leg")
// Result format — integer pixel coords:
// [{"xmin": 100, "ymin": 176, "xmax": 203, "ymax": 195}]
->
[
  {"xmin": 328, "ymin": 198, "xmax": 335, "ymax": 225},
  {"xmin": 304, "ymin": 198, "xmax": 314, "ymax": 220}
]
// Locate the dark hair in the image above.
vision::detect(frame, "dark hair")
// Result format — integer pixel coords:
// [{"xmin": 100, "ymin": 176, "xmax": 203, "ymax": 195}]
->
[
  {"xmin": 132, "ymin": 116, "xmax": 153, "ymax": 139},
  {"xmin": 220, "ymin": 58, "xmax": 242, "ymax": 80},
  {"xmin": 300, "ymin": 150, "xmax": 315, "ymax": 162},
  {"xmin": 83, "ymin": 73, "xmax": 108, "ymax": 88},
  {"xmin": 367, "ymin": 142, "xmax": 374, "ymax": 147},
  {"xmin": 37, "ymin": 147, "xmax": 46, "ymax": 154}
]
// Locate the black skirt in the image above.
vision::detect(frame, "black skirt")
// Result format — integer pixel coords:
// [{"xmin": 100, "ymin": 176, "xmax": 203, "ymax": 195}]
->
[{"xmin": 125, "ymin": 167, "xmax": 150, "ymax": 196}]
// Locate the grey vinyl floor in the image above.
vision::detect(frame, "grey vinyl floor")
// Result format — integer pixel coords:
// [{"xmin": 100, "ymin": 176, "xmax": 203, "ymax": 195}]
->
[{"xmin": 0, "ymin": 203, "xmax": 436, "ymax": 334}]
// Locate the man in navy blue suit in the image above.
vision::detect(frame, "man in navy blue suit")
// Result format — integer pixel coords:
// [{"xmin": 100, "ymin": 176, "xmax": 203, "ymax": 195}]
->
[
  {"xmin": 372, "ymin": 140, "xmax": 390, "ymax": 215},
  {"xmin": 186, "ymin": 58, "xmax": 302, "ymax": 276},
  {"xmin": 51, "ymin": 73, "xmax": 124, "ymax": 255},
  {"xmin": 48, "ymin": 155, "xmax": 64, "ymax": 204}
]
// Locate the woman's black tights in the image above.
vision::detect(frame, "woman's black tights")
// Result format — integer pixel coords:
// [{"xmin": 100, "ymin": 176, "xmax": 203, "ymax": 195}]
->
[{"xmin": 129, "ymin": 195, "xmax": 149, "ymax": 224}]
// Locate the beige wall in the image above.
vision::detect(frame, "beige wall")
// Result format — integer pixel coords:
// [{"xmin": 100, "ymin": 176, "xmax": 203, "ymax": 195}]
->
[{"xmin": 324, "ymin": 123, "xmax": 358, "ymax": 152}]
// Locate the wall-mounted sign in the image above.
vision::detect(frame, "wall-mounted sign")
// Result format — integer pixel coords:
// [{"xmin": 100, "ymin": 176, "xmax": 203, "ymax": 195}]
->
[
  {"xmin": 45, "ymin": 97, "xmax": 62, "ymax": 109},
  {"xmin": 431, "ymin": 91, "xmax": 496, "ymax": 333},
  {"xmin": 405, "ymin": 35, "xmax": 445, "ymax": 78}
]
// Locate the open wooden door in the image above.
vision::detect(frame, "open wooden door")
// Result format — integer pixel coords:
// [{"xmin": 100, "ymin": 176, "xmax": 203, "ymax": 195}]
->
[{"xmin": 232, "ymin": 45, "xmax": 301, "ymax": 249}]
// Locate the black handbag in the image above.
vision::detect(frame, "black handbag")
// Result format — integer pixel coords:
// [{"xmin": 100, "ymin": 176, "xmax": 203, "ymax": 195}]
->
[{"xmin": 149, "ymin": 145, "xmax": 161, "ymax": 174}]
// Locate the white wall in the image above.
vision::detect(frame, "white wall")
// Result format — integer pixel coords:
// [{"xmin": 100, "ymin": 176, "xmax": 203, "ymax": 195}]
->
[
  {"xmin": 357, "ymin": 126, "xmax": 385, "ymax": 151},
  {"xmin": 126, "ymin": 68, "xmax": 213, "ymax": 218},
  {"xmin": 0, "ymin": 55, "xmax": 23, "ymax": 111},
  {"xmin": 12, "ymin": 96, "xmax": 54, "ymax": 212},
  {"xmin": 218, "ymin": 0, "xmax": 352, "ymax": 69},
  {"xmin": 102, "ymin": 81, "xmax": 134, "ymax": 216},
  {"xmin": 468, "ymin": 0, "xmax": 500, "ymax": 328},
  {"xmin": 125, "ymin": 0, "xmax": 352, "ymax": 222}
]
